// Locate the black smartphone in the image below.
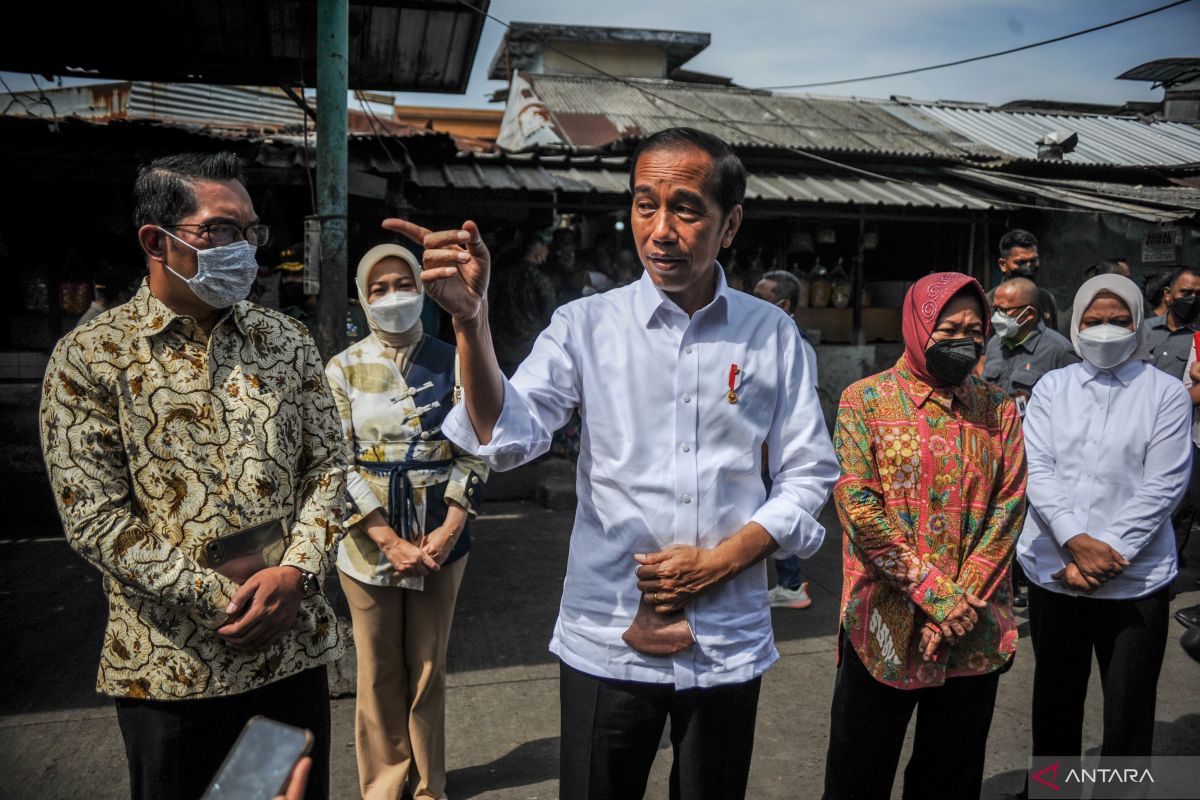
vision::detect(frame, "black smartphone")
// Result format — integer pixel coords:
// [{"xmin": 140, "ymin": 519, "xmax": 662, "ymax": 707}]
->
[{"xmin": 202, "ymin": 716, "xmax": 313, "ymax": 800}]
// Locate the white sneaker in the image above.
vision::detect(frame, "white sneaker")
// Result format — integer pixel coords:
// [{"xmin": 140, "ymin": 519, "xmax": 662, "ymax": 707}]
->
[{"xmin": 769, "ymin": 582, "xmax": 813, "ymax": 609}]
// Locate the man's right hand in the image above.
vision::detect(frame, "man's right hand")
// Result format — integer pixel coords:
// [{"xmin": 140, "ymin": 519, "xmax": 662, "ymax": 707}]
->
[
  {"xmin": 381, "ymin": 537, "xmax": 439, "ymax": 577},
  {"xmin": 1064, "ymin": 533, "xmax": 1129, "ymax": 582},
  {"xmin": 382, "ymin": 218, "xmax": 490, "ymax": 323}
]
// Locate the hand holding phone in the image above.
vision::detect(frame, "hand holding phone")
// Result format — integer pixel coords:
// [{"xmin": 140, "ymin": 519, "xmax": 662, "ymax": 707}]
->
[{"xmin": 203, "ymin": 716, "xmax": 313, "ymax": 800}]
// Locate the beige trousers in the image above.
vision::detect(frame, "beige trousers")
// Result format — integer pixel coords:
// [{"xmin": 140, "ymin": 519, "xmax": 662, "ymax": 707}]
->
[{"xmin": 339, "ymin": 556, "xmax": 468, "ymax": 800}]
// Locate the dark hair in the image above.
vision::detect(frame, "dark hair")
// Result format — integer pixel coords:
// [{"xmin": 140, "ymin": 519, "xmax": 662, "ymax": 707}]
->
[
  {"xmin": 133, "ymin": 152, "xmax": 246, "ymax": 229},
  {"xmin": 628, "ymin": 127, "xmax": 746, "ymax": 216},
  {"xmin": 761, "ymin": 270, "xmax": 801, "ymax": 309},
  {"xmin": 1084, "ymin": 259, "xmax": 1128, "ymax": 279},
  {"xmin": 998, "ymin": 229, "xmax": 1038, "ymax": 257},
  {"xmin": 1145, "ymin": 271, "xmax": 1173, "ymax": 305},
  {"xmin": 1168, "ymin": 265, "xmax": 1200, "ymax": 291}
]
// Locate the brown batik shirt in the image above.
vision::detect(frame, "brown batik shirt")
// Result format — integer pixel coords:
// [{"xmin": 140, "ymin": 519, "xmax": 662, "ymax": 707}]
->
[{"xmin": 40, "ymin": 280, "xmax": 347, "ymax": 700}]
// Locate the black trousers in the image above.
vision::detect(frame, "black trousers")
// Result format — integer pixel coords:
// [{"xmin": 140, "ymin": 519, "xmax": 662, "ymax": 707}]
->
[
  {"xmin": 114, "ymin": 666, "xmax": 330, "ymax": 800},
  {"xmin": 558, "ymin": 660, "xmax": 762, "ymax": 800},
  {"xmin": 823, "ymin": 639, "xmax": 1001, "ymax": 800},
  {"xmin": 1028, "ymin": 583, "xmax": 1169, "ymax": 758}
]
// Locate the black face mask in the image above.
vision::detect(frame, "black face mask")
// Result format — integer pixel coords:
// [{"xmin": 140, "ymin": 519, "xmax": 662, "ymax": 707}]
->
[
  {"xmin": 1170, "ymin": 294, "xmax": 1199, "ymax": 324},
  {"xmin": 1010, "ymin": 265, "xmax": 1038, "ymax": 281},
  {"xmin": 925, "ymin": 337, "xmax": 983, "ymax": 386}
]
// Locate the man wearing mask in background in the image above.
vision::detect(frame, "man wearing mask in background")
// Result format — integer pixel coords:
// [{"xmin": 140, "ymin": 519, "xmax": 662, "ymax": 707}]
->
[
  {"xmin": 39, "ymin": 152, "xmax": 347, "ymax": 800},
  {"xmin": 754, "ymin": 270, "xmax": 822, "ymax": 610},
  {"xmin": 1146, "ymin": 266, "xmax": 1200, "ymax": 629},
  {"xmin": 988, "ymin": 229, "xmax": 1058, "ymax": 331},
  {"xmin": 983, "ymin": 277, "xmax": 1078, "ymax": 609}
]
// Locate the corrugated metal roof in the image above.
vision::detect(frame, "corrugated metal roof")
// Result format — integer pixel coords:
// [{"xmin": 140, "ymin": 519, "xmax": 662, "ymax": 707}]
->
[
  {"xmin": 521, "ymin": 74, "xmax": 964, "ymax": 158},
  {"xmin": 949, "ymin": 168, "xmax": 1200, "ymax": 222},
  {"xmin": 895, "ymin": 103, "xmax": 1200, "ymax": 167},
  {"xmin": 412, "ymin": 154, "xmax": 1012, "ymax": 210},
  {"xmin": 128, "ymin": 84, "xmax": 304, "ymax": 129}
]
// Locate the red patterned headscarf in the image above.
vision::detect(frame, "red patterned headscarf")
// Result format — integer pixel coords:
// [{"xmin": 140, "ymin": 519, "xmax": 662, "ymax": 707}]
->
[{"xmin": 902, "ymin": 272, "xmax": 990, "ymax": 386}]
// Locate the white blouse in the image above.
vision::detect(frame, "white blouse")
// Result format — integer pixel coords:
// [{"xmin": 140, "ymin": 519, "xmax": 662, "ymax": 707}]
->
[{"xmin": 1017, "ymin": 359, "xmax": 1192, "ymax": 599}]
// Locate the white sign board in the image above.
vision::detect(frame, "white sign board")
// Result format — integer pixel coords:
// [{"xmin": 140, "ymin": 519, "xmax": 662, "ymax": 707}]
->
[{"xmin": 1142, "ymin": 229, "xmax": 1181, "ymax": 264}]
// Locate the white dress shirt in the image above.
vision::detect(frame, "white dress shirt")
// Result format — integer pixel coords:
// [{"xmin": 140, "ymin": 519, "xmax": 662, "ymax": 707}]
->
[
  {"xmin": 1017, "ymin": 359, "xmax": 1192, "ymax": 599},
  {"xmin": 444, "ymin": 268, "xmax": 838, "ymax": 688}
]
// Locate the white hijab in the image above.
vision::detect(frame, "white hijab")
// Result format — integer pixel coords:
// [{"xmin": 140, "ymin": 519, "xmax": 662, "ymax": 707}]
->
[
  {"xmin": 1069, "ymin": 274, "xmax": 1153, "ymax": 366},
  {"xmin": 355, "ymin": 244, "xmax": 424, "ymax": 350}
]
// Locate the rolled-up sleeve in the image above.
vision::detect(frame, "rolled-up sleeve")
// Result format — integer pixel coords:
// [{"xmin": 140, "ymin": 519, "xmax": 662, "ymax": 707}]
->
[
  {"xmin": 443, "ymin": 306, "xmax": 581, "ymax": 471},
  {"xmin": 751, "ymin": 322, "xmax": 838, "ymax": 558}
]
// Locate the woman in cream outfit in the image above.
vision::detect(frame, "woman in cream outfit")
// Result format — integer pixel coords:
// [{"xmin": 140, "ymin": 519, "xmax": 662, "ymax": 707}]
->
[{"xmin": 327, "ymin": 244, "xmax": 488, "ymax": 800}]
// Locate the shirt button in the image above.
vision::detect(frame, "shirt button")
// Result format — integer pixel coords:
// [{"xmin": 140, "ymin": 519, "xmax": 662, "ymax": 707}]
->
[
  {"xmin": 682, "ymin": 443, "xmax": 691, "ymax": 452},
  {"xmin": 682, "ymin": 393, "xmax": 692, "ymax": 404},
  {"xmin": 685, "ymin": 346, "xmax": 693, "ymax": 354},
  {"xmin": 682, "ymin": 494, "xmax": 692, "ymax": 504}
]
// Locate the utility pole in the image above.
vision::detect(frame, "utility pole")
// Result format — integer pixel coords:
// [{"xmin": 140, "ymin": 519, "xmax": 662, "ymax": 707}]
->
[{"xmin": 315, "ymin": 0, "xmax": 348, "ymax": 359}]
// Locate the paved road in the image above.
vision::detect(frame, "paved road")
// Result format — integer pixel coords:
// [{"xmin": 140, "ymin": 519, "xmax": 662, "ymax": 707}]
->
[{"xmin": 2, "ymin": 500, "xmax": 1198, "ymax": 799}]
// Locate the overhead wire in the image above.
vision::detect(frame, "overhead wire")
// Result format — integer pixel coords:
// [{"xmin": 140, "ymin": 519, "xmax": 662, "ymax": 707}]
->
[
  {"xmin": 449, "ymin": 0, "xmax": 1155, "ymax": 216},
  {"xmin": 759, "ymin": 0, "xmax": 1194, "ymax": 91}
]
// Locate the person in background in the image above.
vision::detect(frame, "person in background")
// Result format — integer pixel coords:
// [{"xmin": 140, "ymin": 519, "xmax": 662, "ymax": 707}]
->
[
  {"xmin": 40, "ymin": 152, "xmax": 346, "ymax": 800},
  {"xmin": 490, "ymin": 232, "xmax": 556, "ymax": 375},
  {"xmin": 824, "ymin": 272, "xmax": 1025, "ymax": 800},
  {"xmin": 1083, "ymin": 259, "xmax": 1132, "ymax": 281},
  {"xmin": 988, "ymin": 229, "xmax": 1058, "ymax": 330},
  {"xmin": 754, "ymin": 270, "xmax": 821, "ymax": 610},
  {"xmin": 75, "ymin": 264, "xmax": 137, "ymax": 327},
  {"xmin": 1174, "ymin": 331, "xmax": 1200, "ymax": 630},
  {"xmin": 1019, "ymin": 274, "xmax": 1190, "ymax": 769},
  {"xmin": 1145, "ymin": 271, "xmax": 1172, "ymax": 319},
  {"xmin": 1143, "ymin": 266, "xmax": 1200, "ymax": 613},
  {"xmin": 327, "ymin": 244, "xmax": 488, "ymax": 800},
  {"xmin": 983, "ymin": 277, "xmax": 1078, "ymax": 610}
]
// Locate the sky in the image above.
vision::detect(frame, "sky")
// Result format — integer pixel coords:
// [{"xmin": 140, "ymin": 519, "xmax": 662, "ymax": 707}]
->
[{"xmin": 2, "ymin": 0, "xmax": 1198, "ymax": 112}]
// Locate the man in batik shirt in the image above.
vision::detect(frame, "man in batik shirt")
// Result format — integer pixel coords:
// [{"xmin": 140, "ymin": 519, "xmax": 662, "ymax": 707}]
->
[{"xmin": 39, "ymin": 152, "xmax": 347, "ymax": 800}]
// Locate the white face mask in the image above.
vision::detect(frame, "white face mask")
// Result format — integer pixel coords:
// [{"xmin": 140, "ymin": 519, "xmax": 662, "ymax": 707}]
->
[
  {"xmin": 1077, "ymin": 324, "xmax": 1137, "ymax": 369},
  {"xmin": 990, "ymin": 307, "xmax": 1031, "ymax": 340},
  {"xmin": 159, "ymin": 228, "xmax": 259, "ymax": 309},
  {"xmin": 369, "ymin": 290, "xmax": 424, "ymax": 333}
]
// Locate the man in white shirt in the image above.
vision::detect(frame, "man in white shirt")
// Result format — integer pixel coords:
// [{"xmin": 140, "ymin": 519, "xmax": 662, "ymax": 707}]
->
[{"xmin": 384, "ymin": 127, "xmax": 838, "ymax": 800}]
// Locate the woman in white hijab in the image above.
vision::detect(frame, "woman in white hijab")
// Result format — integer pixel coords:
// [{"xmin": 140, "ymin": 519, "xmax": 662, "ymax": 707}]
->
[
  {"xmin": 1018, "ymin": 274, "xmax": 1191, "ymax": 765},
  {"xmin": 326, "ymin": 244, "xmax": 488, "ymax": 800}
]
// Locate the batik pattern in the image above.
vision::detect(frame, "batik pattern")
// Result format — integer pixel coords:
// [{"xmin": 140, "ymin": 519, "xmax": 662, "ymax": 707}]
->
[
  {"xmin": 40, "ymin": 280, "xmax": 347, "ymax": 699},
  {"xmin": 834, "ymin": 355, "xmax": 1025, "ymax": 689}
]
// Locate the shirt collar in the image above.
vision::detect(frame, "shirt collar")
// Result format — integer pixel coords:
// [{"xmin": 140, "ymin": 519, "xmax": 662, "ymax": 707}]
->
[
  {"xmin": 130, "ymin": 278, "xmax": 249, "ymax": 338},
  {"xmin": 1003, "ymin": 321, "xmax": 1044, "ymax": 352},
  {"xmin": 1078, "ymin": 358, "xmax": 1143, "ymax": 387},
  {"xmin": 894, "ymin": 354, "xmax": 977, "ymax": 412},
  {"xmin": 633, "ymin": 262, "xmax": 730, "ymax": 328}
]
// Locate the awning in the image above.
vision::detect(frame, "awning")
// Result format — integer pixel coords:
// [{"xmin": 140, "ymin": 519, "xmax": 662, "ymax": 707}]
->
[
  {"xmin": 949, "ymin": 168, "xmax": 1200, "ymax": 223},
  {"xmin": 411, "ymin": 154, "xmax": 1014, "ymax": 212}
]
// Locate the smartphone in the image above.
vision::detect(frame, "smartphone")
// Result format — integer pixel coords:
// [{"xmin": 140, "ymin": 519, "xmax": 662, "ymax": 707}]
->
[{"xmin": 202, "ymin": 716, "xmax": 313, "ymax": 800}]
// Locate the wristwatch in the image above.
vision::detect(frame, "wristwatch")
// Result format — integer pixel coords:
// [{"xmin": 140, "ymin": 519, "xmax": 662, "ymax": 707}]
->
[{"xmin": 292, "ymin": 568, "xmax": 320, "ymax": 598}]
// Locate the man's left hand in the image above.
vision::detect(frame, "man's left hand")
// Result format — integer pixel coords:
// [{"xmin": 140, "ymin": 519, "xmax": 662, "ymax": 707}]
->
[
  {"xmin": 217, "ymin": 566, "xmax": 305, "ymax": 650},
  {"xmin": 635, "ymin": 545, "xmax": 729, "ymax": 613}
]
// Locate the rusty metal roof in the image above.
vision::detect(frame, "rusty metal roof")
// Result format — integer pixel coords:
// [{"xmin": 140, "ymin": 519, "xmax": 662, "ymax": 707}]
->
[
  {"xmin": 891, "ymin": 102, "xmax": 1200, "ymax": 167},
  {"xmin": 487, "ymin": 23, "xmax": 710, "ymax": 81},
  {"xmin": 410, "ymin": 153, "xmax": 1012, "ymax": 211},
  {"xmin": 3, "ymin": 0, "xmax": 489, "ymax": 94},
  {"xmin": 506, "ymin": 73, "xmax": 984, "ymax": 159}
]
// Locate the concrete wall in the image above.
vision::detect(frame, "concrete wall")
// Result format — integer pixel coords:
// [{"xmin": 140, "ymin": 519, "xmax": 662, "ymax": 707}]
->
[
  {"xmin": 540, "ymin": 43, "xmax": 667, "ymax": 79},
  {"xmin": 813, "ymin": 343, "xmax": 905, "ymax": 432}
]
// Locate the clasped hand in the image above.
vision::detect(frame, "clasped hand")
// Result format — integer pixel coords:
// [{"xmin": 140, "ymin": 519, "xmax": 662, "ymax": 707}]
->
[
  {"xmin": 917, "ymin": 592, "xmax": 988, "ymax": 662},
  {"xmin": 634, "ymin": 545, "xmax": 729, "ymax": 613},
  {"xmin": 1056, "ymin": 533, "xmax": 1129, "ymax": 593}
]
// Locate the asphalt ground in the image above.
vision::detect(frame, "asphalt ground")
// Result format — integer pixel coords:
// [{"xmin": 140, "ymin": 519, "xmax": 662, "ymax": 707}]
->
[{"xmin": 2, "ymin": 500, "xmax": 1198, "ymax": 799}]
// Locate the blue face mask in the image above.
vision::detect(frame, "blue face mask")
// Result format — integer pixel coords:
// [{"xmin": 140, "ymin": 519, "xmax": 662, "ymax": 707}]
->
[{"xmin": 159, "ymin": 228, "xmax": 259, "ymax": 309}]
